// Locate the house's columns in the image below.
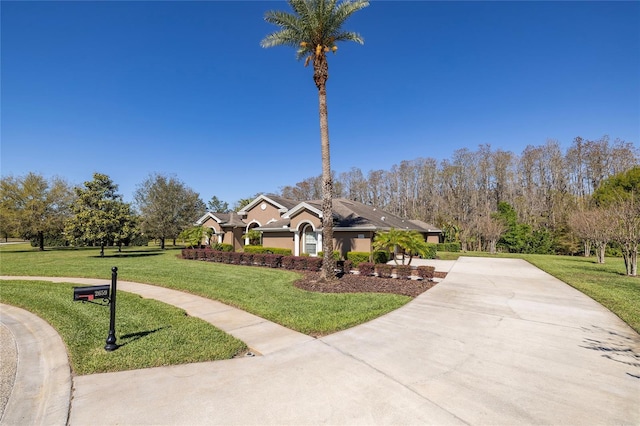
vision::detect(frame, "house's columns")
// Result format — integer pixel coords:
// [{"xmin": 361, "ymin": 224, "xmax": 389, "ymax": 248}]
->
[
  {"xmin": 217, "ymin": 233, "xmax": 222, "ymax": 244},
  {"xmin": 293, "ymin": 231, "xmax": 300, "ymax": 256},
  {"xmin": 317, "ymin": 231, "xmax": 323, "ymax": 256}
]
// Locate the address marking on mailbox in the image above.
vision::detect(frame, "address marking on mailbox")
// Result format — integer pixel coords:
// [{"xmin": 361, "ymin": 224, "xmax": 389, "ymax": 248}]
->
[{"xmin": 73, "ymin": 285, "xmax": 111, "ymax": 302}]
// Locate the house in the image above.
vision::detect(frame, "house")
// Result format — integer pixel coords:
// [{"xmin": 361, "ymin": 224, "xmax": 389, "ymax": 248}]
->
[{"xmin": 195, "ymin": 194, "xmax": 442, "ymax": 257}]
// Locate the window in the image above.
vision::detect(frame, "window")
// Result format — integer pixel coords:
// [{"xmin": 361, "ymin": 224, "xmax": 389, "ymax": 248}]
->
[{"xmin": 304, "ymin": 225, "xmax": 317, "ymax": 255}]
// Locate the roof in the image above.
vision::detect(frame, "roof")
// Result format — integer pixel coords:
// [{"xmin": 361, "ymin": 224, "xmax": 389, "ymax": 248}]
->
[
  {"xmin": 195, "ymin": 212, "xmax": 245, "ymax": 227},
  {"xmin": 297, "ymin": 198, "xmax": 441, "ymax": 233},
  {"xmin": 198, "ymin": 194, "xmax": 442, "ymax": 234},
  {"xmin": 238, "ymin": 194, "xmax": 298, "ymax": 215}
]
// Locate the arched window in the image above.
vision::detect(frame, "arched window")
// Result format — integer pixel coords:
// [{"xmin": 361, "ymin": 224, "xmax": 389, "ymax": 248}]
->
[{"xmin": 303, "ymin": 224, "xmax": 317, "ymax": 256}]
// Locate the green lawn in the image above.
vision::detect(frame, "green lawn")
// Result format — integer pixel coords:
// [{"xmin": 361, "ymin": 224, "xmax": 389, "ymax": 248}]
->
[
  {"xmin": 437, "ymin": 251, "xmax": 640, "ymax": 334},
  {"xmin": 0, "ymin": 279, "xmax": 247, "ymax": 375},
  {"xmin": 0, "ymin": 244, "xmax": 410, "ymax": 336}
]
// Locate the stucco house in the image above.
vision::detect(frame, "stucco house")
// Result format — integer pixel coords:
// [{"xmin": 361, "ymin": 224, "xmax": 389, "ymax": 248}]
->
[{"xmin": 195, "ymin": 194, "xmax": 442, "ymax": 257}]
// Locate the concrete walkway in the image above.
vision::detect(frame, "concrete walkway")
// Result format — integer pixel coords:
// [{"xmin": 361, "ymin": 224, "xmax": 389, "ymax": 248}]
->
[{"xmin": 2, "ymin": 257, "xmax": 640, "ymax": 424}]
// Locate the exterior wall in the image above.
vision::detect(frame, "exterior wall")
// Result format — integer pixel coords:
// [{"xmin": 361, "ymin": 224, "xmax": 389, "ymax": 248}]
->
[
  {"xmin": 262, "ymin": 232, "xmax": 294, "ymax": 251},
  {"xmin": 201, "ymin": 217, "xmax": 222, "ymax": 233},
  {"xmin": 426, "ymin": 233, "xmax": 440, "ymax": 243},
  {"xmin": 333, "ymin": 231, "xmax": 373, "ymax": 257},
  {"xmin": 231, "ymin": 229, "xmax": 244, "ymax": 251},
  {"xmin": 244, "ymin": 201, "xmax": 284, "ymax": 226},
  {"xmin": 289, "ymin": 210, "xmax": 321, "ymax": 230},
  {"xmin": 201, "ymin": 217, "xmax": 222, "ymax": 245}
]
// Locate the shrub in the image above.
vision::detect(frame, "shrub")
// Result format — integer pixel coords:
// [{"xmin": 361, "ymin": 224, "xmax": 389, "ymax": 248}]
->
[
  {"xmin": 358, "ymin": 262, "xmax": 374, "ymax": 276},
  {"xmin": 307, "ymin": 257, "xmax": 323, "ymax": 272},
  {"xmin": 293, "ymin": 256, "xmax": 307, "ymax": 270},
  {"xmin": 253, "ymin": 253, "xmax": 266, "ymax": 266},
  {"xmin": 221, "ymin": 251, "xmax": 233, "ymax": 264},
  {"xmin": 281, "ymin": 256, "xmax": 295, "ymax": 270},
  {"xmin": 436, "ymin": 242, "xmax": 460, "ymax": 252},
  {"xmin": 343, "ymin": 259, "xmax": 353, "ymax": 273},
  {"xmin": 395, "ymin": 265, "xmax": 412, "ymax": 279},
  {"xmin": 241, "ymin": 252, "xmax": 254, "ymax": 265},
  {"xmin": 264, "ymin": 254, "xmax": 283, "ymax": 268},
  {"xmin": 318, "ymin": 251, "xmax": 341, "ymax": 260},
  {"xmin": 245, "ymin": 246, "xmax": 292, "ymax": 255},
  {"xmin": 213, "ymin": 250, "xmax": 225, "ymax": 263},
  {"xmin": 347, "ymin": 252, "xmax": 370, "ymax": 267},
  {"xmin": 422, "ymin": 243, "xmax": 437, "ymax": 259},
  {"xmin": 416, "ymin": 265, "xmax": 435, "ymax": 280},
  {"xmin": 211, "ymin": 243, "xmax": 233, "ymax": 252},
  {"xmin": 230, "ymin": 252, "xmax": 242, "ymax": 264},
  {"xmin": 375, "ymin": 264, "xmax": 393, "ymax": 278},
  {"xmin": 205, "ymin": 249, "xmax": 216, "ymax": 261},
  {"xmin": 372, "ymin": 250, "xmax": 389, "ymax": 264}
]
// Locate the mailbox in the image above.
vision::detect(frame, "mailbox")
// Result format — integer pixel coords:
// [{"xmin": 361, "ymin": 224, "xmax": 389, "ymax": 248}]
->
[{"xmin": 73, "ymin": 285, "xmax": 110, "ymax": 302}]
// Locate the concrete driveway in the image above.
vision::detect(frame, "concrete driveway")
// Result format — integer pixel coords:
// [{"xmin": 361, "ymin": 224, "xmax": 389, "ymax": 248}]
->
[{"xmin": 65, "ymin": 257, "xmax": 640, "ymax": 425}]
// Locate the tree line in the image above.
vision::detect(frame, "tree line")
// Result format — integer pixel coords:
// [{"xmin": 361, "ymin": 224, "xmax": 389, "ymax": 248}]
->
[
  {"xmin": 279, "ymin": 136, "xmax": 639, "ymax": 267},
  {"xmin": 0, "ymin": 172, "xmax": 212, "ymax": 254}
]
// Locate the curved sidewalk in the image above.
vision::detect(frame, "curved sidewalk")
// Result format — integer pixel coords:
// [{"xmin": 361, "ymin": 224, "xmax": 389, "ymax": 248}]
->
[
  {"xmin": 0, "ymin": 304, "xmax": 71, "ymax": 425},
  {"xmin": 2, "ymin": 257, "xmax": 640, "ymax": 424},
  {"xmin": 0, "ymin": 276, "xmax": 314, "ymax": 356}
]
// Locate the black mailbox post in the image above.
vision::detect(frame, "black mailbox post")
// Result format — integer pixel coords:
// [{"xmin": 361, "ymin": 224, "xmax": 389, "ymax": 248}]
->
[{"xmin": 72, "ymin": 266, "xmax": 119, "ymax": 351}]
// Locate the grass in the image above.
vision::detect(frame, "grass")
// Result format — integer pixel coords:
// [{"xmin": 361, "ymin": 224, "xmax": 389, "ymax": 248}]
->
[
  {"xmin": 0, "ymin": 244, "xmax": 410, "ymax": 335},
  {"xmin": 437, "ymin": 251, "xmax": 640, "ymax": 334},
  {"xmin": 0, "ymin": 279, "xmax": 247, "ymax": 375}
]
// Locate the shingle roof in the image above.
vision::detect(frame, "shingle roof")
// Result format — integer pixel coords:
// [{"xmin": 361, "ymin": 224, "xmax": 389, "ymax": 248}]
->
[{"xmin": 303, "ymin": 198, "xmax": 440, "ymax": 233}]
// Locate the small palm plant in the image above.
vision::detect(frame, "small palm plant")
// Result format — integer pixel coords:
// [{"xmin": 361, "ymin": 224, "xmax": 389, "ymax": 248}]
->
[
  {"xmin": 373, "ymin": 229, "xmax": 431, "ymax": 266},
  {"xmin": 261, "ymin": 0, "xmax": 369, "ymax": 280}
]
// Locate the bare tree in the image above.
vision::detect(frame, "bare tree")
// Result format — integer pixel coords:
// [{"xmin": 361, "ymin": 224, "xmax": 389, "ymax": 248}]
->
[
  {"xmin": 476, "ymin": 214, "xmax": 506, "ymax": 254},
  {"xmin": 610, "ymin": 196, "xmax": 640, "ymax": 276},
  {"xmin": 569, "ymin": 208, "xmax": 612, "ymax": 263}
]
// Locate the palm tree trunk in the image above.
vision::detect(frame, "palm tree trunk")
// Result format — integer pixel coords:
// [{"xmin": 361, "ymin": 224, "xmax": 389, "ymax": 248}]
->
[{"xmin": 315, "ymin": 53, "xmax": 335, "ymax": 281}]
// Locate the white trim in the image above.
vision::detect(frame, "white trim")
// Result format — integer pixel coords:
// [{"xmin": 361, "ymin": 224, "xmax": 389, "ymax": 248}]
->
[
  {"xmin": 238, "ymin": 194, "xmax": 290, "ymax": 216},
  {"xmin": 283, "ymin": 202, "xmax": 322, "ymax": 219},
  {"xmin": 301, "ymin": 223, "xmax": 318, "ymax": 257},
  {"xmin": 293, "ymin": 230, "xmax": 300, "ymax": 256},
  {"xmin": 195, "ymin": 212, "xmax": 224, "ymax": 225},
  {"xmin": 244, "ymin": 220, "xmax": 261, "ymax": 245}
]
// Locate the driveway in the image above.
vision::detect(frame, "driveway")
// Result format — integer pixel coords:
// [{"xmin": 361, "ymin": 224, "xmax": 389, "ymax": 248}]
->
[{"xmin": 66, "ymin": 257, "xmax": 640, "ymax": 425}]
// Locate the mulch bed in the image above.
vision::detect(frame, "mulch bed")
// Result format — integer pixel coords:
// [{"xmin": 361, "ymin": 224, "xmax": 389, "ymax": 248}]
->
[{"xmin": 293, "ymin": 271, "xmax": 445, "ymax": 297}]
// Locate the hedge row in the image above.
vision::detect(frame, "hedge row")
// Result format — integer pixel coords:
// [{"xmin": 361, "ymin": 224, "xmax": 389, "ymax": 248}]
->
[
  {"xmin": 243, "ymin": 245, "xmax": 292, "ymax": 255},
  {"xmin": 436, "ymin": 242, "xmax": 460, "ymax": 252},
  {"xmin": 182, "ymin": 249, "xmax": 436, "ymax": 280},
  {"xmin": 357, "ymin": 263, "xmax": 435, "ymax": 280},
  {"xmin": 182, "ymin": 249, "xmax": 325, "ymax": 271}
]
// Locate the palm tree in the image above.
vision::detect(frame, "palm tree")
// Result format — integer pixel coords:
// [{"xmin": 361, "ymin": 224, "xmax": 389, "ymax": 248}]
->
[
  {"xmin": 261, "ymin": 0, "xmax": 369, "ymax": 280},
  {"xmin": 373, "ymin": 229, "xmax": 431, "ymax": 266}
]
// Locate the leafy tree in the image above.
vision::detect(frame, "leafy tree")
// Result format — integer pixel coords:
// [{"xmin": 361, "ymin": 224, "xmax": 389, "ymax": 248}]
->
[
  {"xmin": 373, "ymin": 229, "xmax": 430, "ymax": 265},
  {"xmin": 496, "ymin": 202, "xmax": 531, "ymax": 253},
  {"xmin": 135, "ymin": 174, "xmax": 206, "ymax": 249},
  {"xmin": 592, "ymin": 166, "xmax": 640, "ymax": 207},
  {"xmin": 207, "ymin": 196, "xmax": 230, "ymax": 213},
  {"xmin": 65, "ymin": 173, "xmax": 136, "ymax": 257},
  {"xmin": 261, "ymin": 0, "xmax": 369, "ymax": 280},
  {"xmin": 0, "ymin": 173, "xmax": 74, "ymax": 250}
]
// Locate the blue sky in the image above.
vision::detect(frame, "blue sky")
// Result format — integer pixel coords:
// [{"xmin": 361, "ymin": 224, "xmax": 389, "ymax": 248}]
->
[{"xmin": 2, "ymin": 1, "xmax": 639, "ymax": 206}]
